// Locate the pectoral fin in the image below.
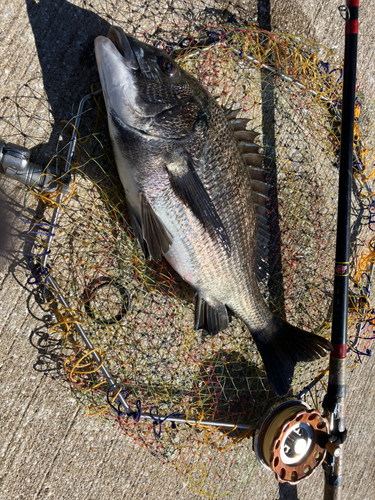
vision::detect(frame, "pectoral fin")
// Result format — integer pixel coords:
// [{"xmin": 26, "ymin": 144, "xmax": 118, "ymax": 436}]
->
[{"xmin": 166, "ymin": 153, "xmax": 231, "ymax": 256}]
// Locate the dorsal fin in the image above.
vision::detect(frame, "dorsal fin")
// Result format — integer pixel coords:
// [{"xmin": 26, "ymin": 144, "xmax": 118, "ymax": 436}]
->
[
  {"xmin": 238, "ymin": 141, "xmax": 261, "ymax": 154},
  {"xmin": 252, "ymin": 179, "xmax": 272, "ymax": 197},
  {"xmin": 223, "ymin": 107, "xmax": 241, "ymax": 120},
  {"xmin": 257, "ymin": 214, "xmax": 269, "ymax": 233},
  {"xmin": 234, "ymin": 130, "xmax": 260, "ymax": 142},
  {"xmin": 255, "ymin": 204, "xmax": 268, "ymax": 217},
  {"xmin": 253, "ymin": 175, "xmax": 273, "ymax": 283},
  {"xmin": 248, "ymin": 166, "xmax": 267, "ymax": 182},
  {"xmin": 224, "ymin": 106, "xmax": 260, "ymax": 147},
  {"xmin": 255, "ymin": 261, "xmax": 269, "ymax": 280},
  {"xmin": 228, "ymin": 118, "xmax": 250, "ymax": 131},
  {"xmin": 243, "ymin": 153, "xmax": 264, "ymax": 169},
  {"xmin": 253, "ymin": 191, "xmax": 269, "ymax": 207},
  {"xmin": 224, "ymin": 107, "xmax": 273, "ymax": 283},
  {"xmin": 258, "ymin": 225, "xmax": 270, "ymax": 239}
]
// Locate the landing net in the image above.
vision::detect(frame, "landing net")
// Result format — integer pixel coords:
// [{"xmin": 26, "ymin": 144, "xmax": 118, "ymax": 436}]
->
[{"xmin": 13, "ymin": 22, "xmax": 375, "ymax": 496}]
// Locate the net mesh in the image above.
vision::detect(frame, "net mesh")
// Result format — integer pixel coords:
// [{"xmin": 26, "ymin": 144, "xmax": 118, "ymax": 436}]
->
[{"xmin": 12, "ymin": 21, "xmax": 375, "ymax": 497}]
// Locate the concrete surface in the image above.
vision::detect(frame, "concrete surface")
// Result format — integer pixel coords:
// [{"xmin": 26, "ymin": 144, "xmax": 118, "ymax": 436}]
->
[{"xmin": 0, "ymin": 1, "xmax": 375, "ymax": 499}]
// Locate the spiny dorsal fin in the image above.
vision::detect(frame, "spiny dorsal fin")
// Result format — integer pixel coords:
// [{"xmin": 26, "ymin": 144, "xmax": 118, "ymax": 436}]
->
[
  {"xmin": 223, "ymin": 107, "xmax": 241, "ymax": 120},
  {"xmin": 243, "ymin": 153, "xmax": 264, "ymax": 169},
  {"xmin": 238, "ymin": 141, "xmax": 261, "ymax": 154},
  {"xmin": 253, "ymin": 191, "xmax": 269, "ymax": 207},
  {"xmin": 223, "ymin": 106, "xmax": 273, "ymax": 283},
  {"xmin": 228, "ymin": 118, "xmax": 250, "ymax": 131},
  {"xmin": 248, "ymin": 166, "xmax": 267, "ymax": 182},
  {"xmin": 255, "ymin": 203, "xmax": 268, "ymax": 218},
  {"xmin": 257, "ymin": 214, "xmax": 269, "ymax": 233},
  {"xmin": 224, "ymin": 106, "xmax": 261, "ymax": 151},
  {"xmin": 234, "ymin": 130, "xmax": 260, "ymax": 143},
  {"xmin": 251, "ymin": 179, "xmax": 272, "ymax": 197}
]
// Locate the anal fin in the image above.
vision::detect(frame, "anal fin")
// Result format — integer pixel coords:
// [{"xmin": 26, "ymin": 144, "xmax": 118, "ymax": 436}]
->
[{"xmin": 195, "ymin": 294, "xmax": 229, "ymax": 335}]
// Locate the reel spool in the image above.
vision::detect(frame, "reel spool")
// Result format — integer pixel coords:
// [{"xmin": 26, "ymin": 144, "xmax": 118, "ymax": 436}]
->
[{"xmin": 254, "ymin": 400, "xmax": 329, "ymax": 484}]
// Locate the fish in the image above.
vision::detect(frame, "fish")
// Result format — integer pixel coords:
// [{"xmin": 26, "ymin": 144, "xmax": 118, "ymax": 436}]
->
[{"xmin": 94, "ymin": 27, "xmax": 332, "ymax": 396}]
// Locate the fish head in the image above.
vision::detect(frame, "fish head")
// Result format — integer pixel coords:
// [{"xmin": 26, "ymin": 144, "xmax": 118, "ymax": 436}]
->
[{"xmin": 95, "ymin": 27, "xmax": 205, "ymax": 139}]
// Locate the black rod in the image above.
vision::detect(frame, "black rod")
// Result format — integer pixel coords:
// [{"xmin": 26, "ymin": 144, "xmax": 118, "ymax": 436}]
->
[{"xmin": 323, "ymin": 2, "xmax": 358, "ymax": 499}]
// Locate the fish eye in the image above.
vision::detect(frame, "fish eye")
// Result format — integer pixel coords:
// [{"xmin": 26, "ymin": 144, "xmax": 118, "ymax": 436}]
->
[{"xmin": 159, "ymin": 57, "xmax": 178, "ymax": 77}]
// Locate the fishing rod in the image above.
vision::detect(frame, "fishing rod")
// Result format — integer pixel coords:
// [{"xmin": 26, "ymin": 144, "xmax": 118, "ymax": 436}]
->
[{"xmin": 323, "ymin": 2, "xmax": 359, "ymax": 499}]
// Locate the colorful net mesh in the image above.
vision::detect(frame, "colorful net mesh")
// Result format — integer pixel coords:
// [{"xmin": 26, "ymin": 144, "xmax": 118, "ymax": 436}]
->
[{"xmin": 14, "ymin": 22, "xmax": 375, "ymax": 496}]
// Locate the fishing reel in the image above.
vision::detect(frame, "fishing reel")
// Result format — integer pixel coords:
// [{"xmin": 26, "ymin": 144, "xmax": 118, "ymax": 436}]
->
[
  {"xmin": 254, "ymin": 400, "xmax": 338, "ymax": 484},
  {"xmin": 0, "ymin": 138, "xmax": 70, "ymax": 192}
]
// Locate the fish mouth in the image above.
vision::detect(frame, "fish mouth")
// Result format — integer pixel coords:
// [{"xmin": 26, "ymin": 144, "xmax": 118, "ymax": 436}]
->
[
  {"xmin": 95, "ymin": 27, "xmax": 188, "ymax": 138},
  {"xmin": 107, "ymin": 26, "xmax": 139, "ymax": 71}
]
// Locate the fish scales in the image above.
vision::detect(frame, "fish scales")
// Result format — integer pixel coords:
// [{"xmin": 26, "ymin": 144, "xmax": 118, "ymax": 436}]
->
[
  {"xmin": 184, "ymin": 102, "xmax": 267, "ymax": 323},
  {"xmin": 95, "ymin": 27, "xmax": 332, "ymax": 395},
  {"xmin": 142, "ymin": 99, "xmax": 265, "ymax": 329}
]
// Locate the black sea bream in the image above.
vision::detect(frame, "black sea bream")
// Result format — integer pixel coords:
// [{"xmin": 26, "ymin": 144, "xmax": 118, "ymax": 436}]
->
[{"xmin": 94, "ymin": 27, "xmax": 331, "ymax": 395}]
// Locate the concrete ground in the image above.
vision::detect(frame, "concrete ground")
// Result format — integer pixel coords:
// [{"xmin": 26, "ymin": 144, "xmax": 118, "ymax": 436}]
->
[{"xmin": 0, "ymin": 1, "xmax": 375, "ymax": 499}]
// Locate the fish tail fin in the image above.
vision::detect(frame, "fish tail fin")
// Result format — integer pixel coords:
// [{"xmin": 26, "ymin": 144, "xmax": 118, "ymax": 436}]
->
[{"xmin": 248, "ymin": 316, "xmax": 332, "ymax": 396}]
